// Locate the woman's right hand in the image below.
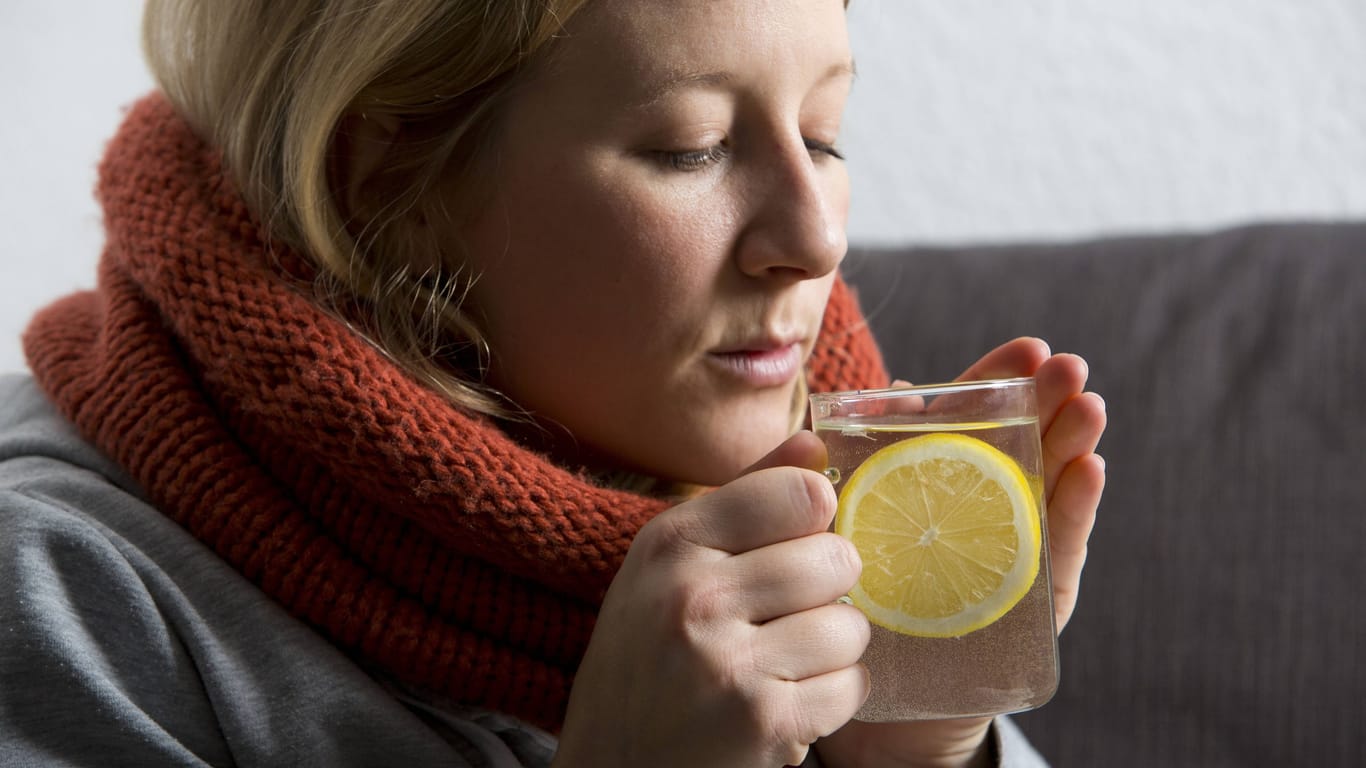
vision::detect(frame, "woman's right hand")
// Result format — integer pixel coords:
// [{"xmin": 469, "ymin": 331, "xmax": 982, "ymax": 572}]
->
[{"xmin": 553, "ymin": 431, "xmax": 871, "ymax": 768}]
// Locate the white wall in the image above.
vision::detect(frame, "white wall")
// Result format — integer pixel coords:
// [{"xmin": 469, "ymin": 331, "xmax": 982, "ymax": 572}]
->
[
  {"xmin": 843, "ymin": 0, "xmax": 1366, "ymax": 245},
  {"xmin": 3, "ymin": 0, "xmax": 1365, "ymax": 373},
  {"xmin": 1, "ymin": 1, "xmax": 151, "ymax": 374}
]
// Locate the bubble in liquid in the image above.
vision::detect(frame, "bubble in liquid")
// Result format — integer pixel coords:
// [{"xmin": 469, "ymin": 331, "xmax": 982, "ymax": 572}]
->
[{"xmin": 823, "ymin": 467, "xmax": 841, "ymax": 484}]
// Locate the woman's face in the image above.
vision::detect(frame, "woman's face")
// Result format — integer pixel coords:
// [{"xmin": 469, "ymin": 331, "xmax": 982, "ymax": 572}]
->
[{"xmin": 461, "ymin": 0, "xmax": 853, "ymax": 486}]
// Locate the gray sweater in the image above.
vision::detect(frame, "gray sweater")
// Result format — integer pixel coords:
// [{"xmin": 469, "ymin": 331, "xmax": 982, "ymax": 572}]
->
[{"xmin": 0, "ymin": 374, "xmax": 1045, "ymax": 767}]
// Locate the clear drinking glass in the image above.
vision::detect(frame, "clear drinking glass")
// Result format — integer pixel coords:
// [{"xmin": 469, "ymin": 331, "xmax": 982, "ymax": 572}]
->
[{"xmin": 809, "ymin": 378, "xmax": 1058, "ymax": 721}]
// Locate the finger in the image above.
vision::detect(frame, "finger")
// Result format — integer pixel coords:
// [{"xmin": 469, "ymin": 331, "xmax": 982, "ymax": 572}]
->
[
  {"xmin": 1033, "ymin": 353, "xmax": 1089, "ymax": 434},
  {"xmin": 752, "ymin": 603, "xmax": 870, "ymax": 681},
  {"xmin": 881, "ymin": 379, "xmax": 929, "ymax": 415},
  {"xmin": 649, "ymin": 465, "xmax": 836, "ymax": 558},
  {"xmin": 822, "ymin": 716, "xmax": 993, "ymax": 763},
  {"xmin": 1046, "ymin": 453, "xmax": 1104, "ymax": 634},
  {"xmin": 1041, "ymin": 391, "xmax": 1107, "ymax": 501},
  {"xmin": 788, "ymin": 664, "xmax": 871, "ymax": 747},
  {"xmin": 954, "ymin": 337, "xmax": 1051, "ymax": 382},
  {"xmin": 742, "ymin": 430, "xmax": 828, "ymax": 475},
  {"xmin": 722, "ymin": 533, "xmax": 860, "ymax": 622}
]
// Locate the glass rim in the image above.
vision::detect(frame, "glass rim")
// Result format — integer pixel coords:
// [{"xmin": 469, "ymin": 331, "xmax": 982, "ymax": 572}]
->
[{"xmin": 808, "ymin": 376, "xmax": 1035, "ymax": 405}]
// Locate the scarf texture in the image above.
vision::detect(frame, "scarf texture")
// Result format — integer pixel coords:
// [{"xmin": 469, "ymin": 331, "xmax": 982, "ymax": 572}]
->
[{"xmin": 23, "ymin": 94, "xmax": 890, "ymax": 731}]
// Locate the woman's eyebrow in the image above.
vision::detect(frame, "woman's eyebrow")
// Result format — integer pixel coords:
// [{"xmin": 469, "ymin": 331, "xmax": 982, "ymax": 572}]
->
[
  {"xmin": 629, "ymin": 70, "xmax": 735, "ymax": 111},
  {"xmin": 628, "ymin": 59, "xmax": 856, "ymax": 111}
]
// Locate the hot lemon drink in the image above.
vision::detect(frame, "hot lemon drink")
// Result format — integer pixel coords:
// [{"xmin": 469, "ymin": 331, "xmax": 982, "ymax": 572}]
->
[{"xmin": 811, "ymin": 381, "xmax": 1058, "ymax": 721}]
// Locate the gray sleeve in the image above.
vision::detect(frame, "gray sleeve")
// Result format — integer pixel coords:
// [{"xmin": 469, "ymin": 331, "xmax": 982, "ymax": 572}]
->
[
  {"xmin": 0, "ymin": 479, "xmax": 550, "ymax": 768},
  {"xmin": 0, "ymin": 486, "xmax": 235, "ymax": 767},
  {"xmin": 996, "ymin": 716, "xmax": 1049, "ymax": 768}
]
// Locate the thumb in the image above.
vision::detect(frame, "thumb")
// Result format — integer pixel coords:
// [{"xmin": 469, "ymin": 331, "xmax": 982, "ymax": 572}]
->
[{"xmin": 741, "ymin": 430, "xmax": 828, "ymax": 476}]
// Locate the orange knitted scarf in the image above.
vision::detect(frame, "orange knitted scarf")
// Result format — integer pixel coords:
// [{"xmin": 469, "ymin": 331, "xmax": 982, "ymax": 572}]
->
[{"xmin": 23, "ymin": 95, "xmax": 889, "ymax": 730}]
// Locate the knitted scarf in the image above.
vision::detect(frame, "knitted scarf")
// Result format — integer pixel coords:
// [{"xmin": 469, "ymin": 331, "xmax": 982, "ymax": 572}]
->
[{"xmin": 23, "ymin": 94, "xmax": 889, "ymax": 731}]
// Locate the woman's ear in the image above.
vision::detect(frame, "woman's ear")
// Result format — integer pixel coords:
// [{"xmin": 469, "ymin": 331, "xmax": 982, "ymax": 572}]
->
[{"xmin": 331, "ymin": 111, "xmax": 402, "ymax": 227}]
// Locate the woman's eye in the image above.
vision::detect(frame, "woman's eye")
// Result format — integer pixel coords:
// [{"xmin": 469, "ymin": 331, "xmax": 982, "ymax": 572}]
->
[
  {"xmin": 656, "ymin": 144, "xmax": 730, "ymax": 172},
  {"xmin": 804, "ymin": 137, "xmax": 845, "ymax": 161},
  {"xmin": 653, "ymin": 138, "xmax": 841, "ymax": 171}
]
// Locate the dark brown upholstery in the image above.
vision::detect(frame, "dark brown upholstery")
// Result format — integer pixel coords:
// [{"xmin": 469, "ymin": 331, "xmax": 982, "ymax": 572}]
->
[{"xmin": 842, "ymin": 221, "xmax": 1366, "ymax": 767}]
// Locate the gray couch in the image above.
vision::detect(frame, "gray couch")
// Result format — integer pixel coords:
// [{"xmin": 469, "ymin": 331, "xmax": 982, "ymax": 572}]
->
[{"xmin": 842, "ymin": 221, "xmax": 1365, "ymax": 767}]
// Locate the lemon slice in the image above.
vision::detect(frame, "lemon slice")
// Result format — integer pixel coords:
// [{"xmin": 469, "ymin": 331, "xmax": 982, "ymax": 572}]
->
[{"xmin": 834, "ymin": 432, "xmax": 1041, "ymax": 638}]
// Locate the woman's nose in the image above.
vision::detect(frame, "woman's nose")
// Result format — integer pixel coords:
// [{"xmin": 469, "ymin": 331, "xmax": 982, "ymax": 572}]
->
[{"xmin": 733, "ymin": 142, "xmax": 847, "ymax": 282}]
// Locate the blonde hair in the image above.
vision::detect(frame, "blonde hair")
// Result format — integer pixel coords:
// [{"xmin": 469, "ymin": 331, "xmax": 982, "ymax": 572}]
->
[{"xmin": 142, "ymin": 0, "xmax": 589, "ymax": 416}]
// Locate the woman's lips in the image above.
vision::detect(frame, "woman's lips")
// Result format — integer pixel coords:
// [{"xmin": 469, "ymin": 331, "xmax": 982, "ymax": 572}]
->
[{"xmin": 706, "ymin": 342, "xmax": 803, "ymax": 388}]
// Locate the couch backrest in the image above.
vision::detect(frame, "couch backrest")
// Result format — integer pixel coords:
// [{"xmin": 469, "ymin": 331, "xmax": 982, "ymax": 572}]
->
[{"xmin": 842, "ymin": 221, "xmax": 1366, "ymax": 767}]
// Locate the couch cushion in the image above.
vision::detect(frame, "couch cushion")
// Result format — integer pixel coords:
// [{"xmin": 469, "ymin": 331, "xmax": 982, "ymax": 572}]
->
[{"xmin": 842, "ymin": 221, "xmax": 1366, "ymax": 767}]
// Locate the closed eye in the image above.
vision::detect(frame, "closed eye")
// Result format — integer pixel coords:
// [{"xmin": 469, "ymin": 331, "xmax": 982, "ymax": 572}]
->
[
  {"xmin": 656, "ymin": 144, "xmax": 730, "ymax": 172},
  {"xmin": 804, "ymin": 137, "xmax": 845, "ymax": 161},
  {"xmin": 654, "ymin": 137, "xmax": 841, "ymax": 171}
]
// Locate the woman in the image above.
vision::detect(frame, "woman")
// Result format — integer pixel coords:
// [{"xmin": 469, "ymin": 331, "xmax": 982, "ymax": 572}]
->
[{"xmin": 1, "ymin": 0, "xmax": 1106, "ymax": 765}]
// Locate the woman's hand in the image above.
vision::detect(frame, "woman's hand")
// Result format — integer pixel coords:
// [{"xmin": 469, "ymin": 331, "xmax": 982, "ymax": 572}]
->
[
  {"xmin": 815, "ymin": 337, "xmax": 1107, "ymax": 768},
  {"xmin": 953, "ymin": 337, "xmax": 1107, "ymax": 635},
  {"xmin": 554, "ymin": 432, "xmax": 873, "ymax": 768}
]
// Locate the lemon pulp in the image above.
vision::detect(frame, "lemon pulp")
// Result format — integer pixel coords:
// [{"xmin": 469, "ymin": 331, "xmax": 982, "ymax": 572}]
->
[{"xmin": 834, "ymin": 432, "xmax": 1041, "ymax": 638}]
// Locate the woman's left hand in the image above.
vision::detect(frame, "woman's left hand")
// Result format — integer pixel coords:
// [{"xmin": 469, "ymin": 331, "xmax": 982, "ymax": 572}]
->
[{"xmin": 814, "ymin": 337, "xmax": 1107, "ymax": 768}]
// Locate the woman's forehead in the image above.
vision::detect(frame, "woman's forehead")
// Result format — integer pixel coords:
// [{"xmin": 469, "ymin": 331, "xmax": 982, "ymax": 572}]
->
[{"xmin": 541, "ymin": 0, "xmax": 852, "ymax": 97}]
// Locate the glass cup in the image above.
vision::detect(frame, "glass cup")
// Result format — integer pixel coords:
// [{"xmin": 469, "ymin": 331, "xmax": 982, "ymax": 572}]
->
[{"xmin": 809, "ymin": 377, "xmax": 1058, "ymax": 721}]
